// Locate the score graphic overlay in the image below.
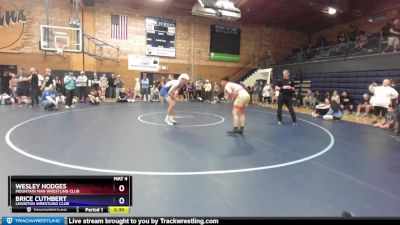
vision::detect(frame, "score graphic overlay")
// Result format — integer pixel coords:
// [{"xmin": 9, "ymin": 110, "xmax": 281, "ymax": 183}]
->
[
  {"xmin": 145, "ymin": 16, "xmax": 176, "ymax": 58},
  {"xmin": 8, "ymin": 176, "xmax": 132, "ymax": 213}
]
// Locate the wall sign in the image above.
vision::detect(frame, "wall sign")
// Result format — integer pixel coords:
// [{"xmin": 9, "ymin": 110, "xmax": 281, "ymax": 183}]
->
[
  {"xmin": 128, "ymin": 55, "xmax": 160, "ymax": 72},
  {"xmin": 0, "ymin": 0, "xmax": 32, "ymax": 52}
]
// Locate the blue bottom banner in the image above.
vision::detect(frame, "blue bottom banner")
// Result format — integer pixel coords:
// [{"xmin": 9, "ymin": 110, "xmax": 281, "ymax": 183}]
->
[{"xmin": 2, "ymin": 217, "xmax": 64, "ymax": 225}]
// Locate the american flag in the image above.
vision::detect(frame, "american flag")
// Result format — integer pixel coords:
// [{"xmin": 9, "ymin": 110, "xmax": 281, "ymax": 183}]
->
[{"xmin": 111, "ymin": 14, "xmax": 128, "ymax": 40}]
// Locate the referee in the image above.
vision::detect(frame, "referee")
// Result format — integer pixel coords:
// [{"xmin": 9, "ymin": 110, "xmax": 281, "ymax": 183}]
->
[{"xmin": 276, "ymin": 69, "xmax": 297, "ymax": 126}]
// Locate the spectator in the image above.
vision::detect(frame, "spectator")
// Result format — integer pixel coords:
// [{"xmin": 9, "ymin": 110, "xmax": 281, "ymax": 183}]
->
[
  {"xmin": 318, "ymin": 35, "xmax": 328, "ymax": 47},
  {"xmin": 141, "ymin": 74, "xmax": 150, "ymax": 102},
  {"xmin": 99, "ymin": 74, "xmax": 108, "ymax": 100},
  {"xmin": 336, "ymin": 32, "xmax": 348, "ymax": 44},
  {"xmin": 178, "ymin": 84, "xmax": 187, "ymax": 102},
  {"xmin": 1, "ymin": 71, "xmax": 11, "ymax": 94},
  {"xmin": 117, "ymin": 88, "xmax": 128, "ymax": 103},
  {"xmin": 16, "ymin": 67, "xmax": 30, "ymax": 104},
  {"xmin": 40, "ymin": 68, "xmax": 56, "ymax": 92},
  {"xmin": 114, "ymin": 75, "xmax": 124, "ymax": 99},
  {"xmin": 355, "ymin": 31, "xmax": 368, "ymax": 49},
  {"xmin": 40, "ymin": 84, "xmax": 59, "ymax": 111},
  {"xmin": 331, "ymin": 91, "xmax": 340, "ymax": 103},
  {"xmin": 28, "ymin": 68, "xmax": 39, "ymax": 108},
  {"xmin": 0, "ymin": 93, "xmax": 12, "ymax": 105},
  {"xmin": 347, "ymin": 23, "xmax": 359, "ymax": 42},
  {"xmin": 272, "ymin": 86, "xmax": 279, "ymax": 104},
  {"xmin": 312, "ymin": 98, "xmax": 331, "ymax": 118},
  {"xmin": 385, "ymin": 18, "xmax": 400, "ymax": 52},
  {"xmin": 64, "ymin": 72, "xmax": 76, "ymax": 108},
  {"xmin": 76, "ymin": 71, "xmax": 88, "ymax": 102},
  {"xmin": 107, "ymin": 74, "xmax": 116, "ymax": 98},
  {"xmin": 204, "ymin": 80, "xmax": 212, "ymax": 102},
  {"xmin": 92, "ymin": 73, "xmax": 100, "ymax": 94},
  {"xmin": 292, "ymin": 91, "xmax": 302, "ymax": 107},
  {"xmin": 88, "ymin": 88, "xmax": 100, "ymax": 105},
  {"xmin": 54, "ymin": 75, "xmax": 64, "ymax": 95},
  {"xmin": 18, "ymin": 68, "xmax": 40, "ymax": 108},
  {"xmin": 315, "ymin": 90, "xmax": 324, "ymax": 104},
  {"xmin": 195, "ymin": 78, "xmax": 203, "ymax": 100},
  {"xmin": 262, "ymin": 82, "xmax": 272, "ymax": 105},
  {"xmin": 323, "ymin": 100, "xmax": 344, "ymax": 121},
  {"xmin": 340, "ymin": 91, "xmax": 354, "ymax": 114},
  {"xmin": 303, "ymin": 90, "xmax": 316, "ymax": 109},
  {"xmin": 187, "ymin": 81, "xmax": 194, "ymax": 101},
  {"xmin": 357, "ymin": 93, "xmax": 373, "ymax": 117},
  {"xmin": 9, "ymin": 73, "xmax": 18, "ymax": 100},
  {"xmin": 323, "ymin": 91, "xmax": 331, "ymax": 101},
  {"xmin": 373, "ymin": 106, "xmax": 396, "ymax": 129},
  {"xmin": 150, "ymin": 85, "xmax": 160, "ymax": 102},
  {"xmin": 369, "ymin": 80, "xmax": 399, "ymax": 124},
  {"xmin": 212, "ymin": 82, "xmax": 220, "ymax": 103},
  {"xmin": 133, "ymin": 78, "xmax": 141, "ymax": 102},
  {"xmin": 126, "ymin": 88, "xmax": 134, "ymax": 103},
  {"xmin": 251, "ymin": 81, "xmax": 262, "ymax": 105}
]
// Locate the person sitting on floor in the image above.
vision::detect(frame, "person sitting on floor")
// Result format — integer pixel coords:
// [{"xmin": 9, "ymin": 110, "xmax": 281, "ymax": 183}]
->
[
  {"xmin": 312, "ymin": 98, "xmax": 331, "ymax": 118},
  {"xmin": 117, "ymin": 88, "xmax": 128, "ymax": 103},
  {"xmin": 323, "ymin": 99, "xmax": 344, "ymax": 121},
  {"xmin": 88, "ymin": 88, "xmax": 100, "ymax": 105},
  {"xmin": 340, "ymin": 91, "xmax": 354, "ymax": 114},
  {"xmin": 40, "ymin": 85, "xmax": 59, "ymax": 111},
  {"xmin": 126, "ymin": 88, "xmax": 134, "ymax": 103},
  {"xmin": 373, "ymin": 106, "xmax": 396, "ymax": 130}
]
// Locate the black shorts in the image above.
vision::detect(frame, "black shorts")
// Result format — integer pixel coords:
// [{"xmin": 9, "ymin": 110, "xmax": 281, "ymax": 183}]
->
[
  {"xmin": 373, "ymin": 106, "xmax": 388, "ymax": 117},
  {"xmin": 17, "ymin": 87, "xmax": 29, "ymax": 97}
]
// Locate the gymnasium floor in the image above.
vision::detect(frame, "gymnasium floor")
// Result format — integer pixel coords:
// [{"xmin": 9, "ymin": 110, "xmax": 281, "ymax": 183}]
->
[{"xmin": 0, "ymin": 102, "xmax": 399, "ymax": 217}]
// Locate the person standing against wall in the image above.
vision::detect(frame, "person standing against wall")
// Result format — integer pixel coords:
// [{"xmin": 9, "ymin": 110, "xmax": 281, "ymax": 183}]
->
[
  {"xmin": 114, "ymin": 75, "xmax": 124, "ymax": 100},
  {"xmin": 141, "ymin": 74, "xmax": 150, "ymax": 102},
  {"xmin": 76, "ymin": 71, "xmax": 88, "ymax": 103},
  {"xmin": 64, "ymin": 72, "xmax": 76, "ymax": 108},
  {"xmin": 99, "ymin": 74, "xmax": 108, "ymax": 100},
  {"xmin": 108, "ymin": 74, "xmax": 116, "ymax": 99}
]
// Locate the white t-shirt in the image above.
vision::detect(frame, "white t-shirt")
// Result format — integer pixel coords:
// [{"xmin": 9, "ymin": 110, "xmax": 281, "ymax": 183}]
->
[
  {"xmin": 38, "ymin": 74, "xmax": 44, "ymax": 87},
  {"xmin": 262, "ymin": 85, "xmax": 271, "ymax": 97},
  {"xmin": 370, "ymin": 85, "xmax": 398, "ymax": 108}
]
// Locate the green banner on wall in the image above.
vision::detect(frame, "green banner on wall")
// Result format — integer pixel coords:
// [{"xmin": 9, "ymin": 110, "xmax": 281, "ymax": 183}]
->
[{"xmin": 209, "ymin": 52, "xmax": 240, "ymax": 62}]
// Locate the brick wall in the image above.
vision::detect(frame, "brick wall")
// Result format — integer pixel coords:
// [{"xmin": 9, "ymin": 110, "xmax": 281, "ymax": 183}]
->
[{"xmin": 0, "ymin": 0, "xmax": 307, "ymax": 88}]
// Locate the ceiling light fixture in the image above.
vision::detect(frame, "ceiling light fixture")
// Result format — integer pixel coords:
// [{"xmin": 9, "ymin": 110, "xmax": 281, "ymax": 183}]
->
[{"xmin": 323, "ymin": 6, "xmax": 337, "ymax": 15}]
